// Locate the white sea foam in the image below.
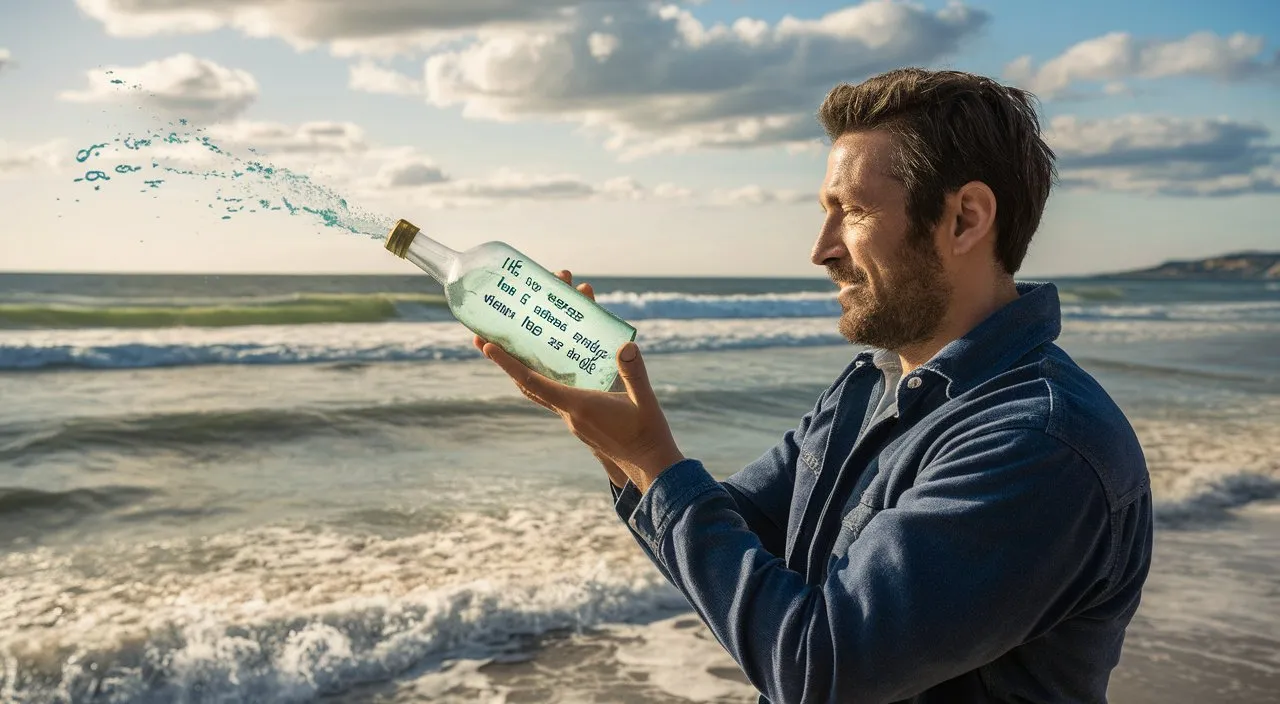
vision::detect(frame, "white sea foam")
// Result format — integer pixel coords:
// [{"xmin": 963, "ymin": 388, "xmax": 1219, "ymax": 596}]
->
[
  {"xmin": 595, "ymin": 293, "xmax": 1280, "ymax": 324},
  {"xmin": 1134, "ymin": 403, "xmax": 1280, "ymax": 527},
  {"xmin": 1060, "ymin": 299, "xmax": 1280, "ymax": 323},
  {"xmin": 595, "ymin": 290, "xmax": 841, "ymax": 320},
  {"xmin": 3, "ymin": 308, "xmax": 1277, "ymax": 371},
  {"xmin": 0, "ymin": 318, "xmax": 851, "ymax": 370},
  {"xmin": 3, "ymin": 288, "xmax": 1277, "ymax": 331},
  {"xmin": 383, "ymin": 613, "xmax": 759, "ymax": 703},
  {"xmin": 0, "ymin": 497, "xmax": 686, "ymax": 703}
]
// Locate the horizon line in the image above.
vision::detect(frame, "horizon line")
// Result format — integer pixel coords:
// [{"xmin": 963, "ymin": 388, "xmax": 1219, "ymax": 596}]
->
[{"xmin": 0, "ymin": 269, "xmax": 1133, "ymax": 280}]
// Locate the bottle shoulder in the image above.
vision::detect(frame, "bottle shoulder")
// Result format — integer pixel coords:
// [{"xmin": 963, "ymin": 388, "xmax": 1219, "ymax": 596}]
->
[
  {"xmin": 467, "ymin": 240, "xmax": 522, "ymax": 257},
  {"xmin": 456, "ymin": 241, "xmax": 529, "ymax": 269}
]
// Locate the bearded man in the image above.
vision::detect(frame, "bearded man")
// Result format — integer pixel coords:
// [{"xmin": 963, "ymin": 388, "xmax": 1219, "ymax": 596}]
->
[{"xmin": 478, "ymin": 68, "xmax": 1154, "ymax": 704}]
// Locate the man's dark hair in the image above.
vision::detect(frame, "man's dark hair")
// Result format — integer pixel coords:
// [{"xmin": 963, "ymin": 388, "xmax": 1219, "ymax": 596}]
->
[{"xmin": 818, "ymin": 68, "xmax": 1057, "ymax": 276}]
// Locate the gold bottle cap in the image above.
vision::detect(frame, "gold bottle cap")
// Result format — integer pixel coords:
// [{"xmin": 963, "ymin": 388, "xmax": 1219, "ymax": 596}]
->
[{"xmin": 385, "ymin": 219, "xmax": 420, "ymax": 258}]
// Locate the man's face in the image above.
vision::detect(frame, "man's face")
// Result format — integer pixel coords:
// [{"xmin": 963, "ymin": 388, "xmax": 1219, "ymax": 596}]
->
[{"xmin": 813, "ymin": 130, "xmax": 951, "ymax": 351}]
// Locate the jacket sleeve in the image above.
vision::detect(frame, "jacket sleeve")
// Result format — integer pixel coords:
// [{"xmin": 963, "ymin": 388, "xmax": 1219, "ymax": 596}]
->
[
  {"xmin": 715, "ymin": 385, "xmax": 831, "ymax": 558},
  {"xmin": 609, "ymin": 381, "xmax": 836, "ymax": 583},
  {"xmin": 610, "ymin": 478, "xmax": 677, "ymax": 587},
  {"xmin": 617, "ymin": 428, "xmax": 1114, "ymax": 704}
]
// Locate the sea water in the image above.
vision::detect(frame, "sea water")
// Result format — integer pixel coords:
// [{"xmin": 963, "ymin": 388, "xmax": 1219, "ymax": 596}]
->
[
  {"xmin": 67, "ymin": 118, "xmax": 394, "ymax": 239},
  {"xmin": 1, "ymin": 275, "xmax": 1279, "ymax": 702}
]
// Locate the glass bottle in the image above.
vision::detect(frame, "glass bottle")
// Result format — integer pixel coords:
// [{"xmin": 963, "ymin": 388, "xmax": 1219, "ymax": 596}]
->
[{"xmin": 384, "ymin": 219, "xmax": 636, "ymax": 392}]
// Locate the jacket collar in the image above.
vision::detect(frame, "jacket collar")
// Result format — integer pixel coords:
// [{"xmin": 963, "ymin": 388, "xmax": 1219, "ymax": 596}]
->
[
  {"xmin": 845, "ymin": 282, "xmax": 1062, "ymax": 398},
  {"xmin": 914, "ymin": 281, "xmax": 1062, "ymax": 399}
]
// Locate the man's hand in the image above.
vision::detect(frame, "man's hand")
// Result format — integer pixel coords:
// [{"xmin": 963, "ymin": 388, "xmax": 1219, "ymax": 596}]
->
[{"xmin": 472, "ymin": 270, "xmax": 685, "ymax": 494}]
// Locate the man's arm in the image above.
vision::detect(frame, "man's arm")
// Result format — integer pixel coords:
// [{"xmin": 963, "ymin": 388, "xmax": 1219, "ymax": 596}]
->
[
  {"xmin": 608, "ymin": 381, "xmax": 837, "ymax": 579},
  {"xmin": 619, "ymin": 428, "xmax": 1113, "ymax": 704},
  {"xmin": 716, "ymin": 359, "xmax": 861, "ymax": 555},
  {"xmin": 715, "ymin": 391, "xmax": 824, "ymax": 558},
  {"xmin": 609, "ymin": 477, "xmax": 677, "ymax": 587}
]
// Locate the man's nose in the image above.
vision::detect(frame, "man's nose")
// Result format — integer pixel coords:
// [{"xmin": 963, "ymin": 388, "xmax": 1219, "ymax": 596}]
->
[{"xmin": 810, "ymin": 217, "xmax": 847, "ymax": 267}]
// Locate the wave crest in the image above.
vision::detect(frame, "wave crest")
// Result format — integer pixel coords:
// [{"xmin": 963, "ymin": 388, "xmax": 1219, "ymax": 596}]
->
[
  {"xmin": 0, "ymin": 505, "xmax": 684, "ymax": 703},
  {"xmin": 1155, "ymin": 472, "xmax": 1280, "ymax": 528},
  {"xmin": 0, "ymin": 294, "xmax": 450, "ymax": 329},
  {"xmin": 0, "ymin": 318, "xmax": 851, "ymax": 370}
]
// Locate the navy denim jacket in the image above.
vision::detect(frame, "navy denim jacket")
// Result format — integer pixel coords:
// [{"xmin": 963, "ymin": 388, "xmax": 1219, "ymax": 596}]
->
[{"xmin": 610, "ymin": 282, "xmax": 1153, "ymax": 703}]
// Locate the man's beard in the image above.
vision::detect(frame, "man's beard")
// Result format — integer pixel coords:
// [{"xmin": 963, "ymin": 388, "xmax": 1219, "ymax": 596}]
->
[{"xmin": 828, "ymin": 230, "xmax": 950, "ymax": 351}]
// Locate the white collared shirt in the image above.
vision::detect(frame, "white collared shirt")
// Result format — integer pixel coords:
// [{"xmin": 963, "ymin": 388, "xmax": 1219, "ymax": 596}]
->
[{"xmin": 866, "ymin": 348, "xmax": 903, "ymax": 430}]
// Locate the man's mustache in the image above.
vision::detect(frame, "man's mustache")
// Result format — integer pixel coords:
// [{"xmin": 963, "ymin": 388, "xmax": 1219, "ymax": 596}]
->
[{"xmin": 827, "ymin": 262, "xmax": 867, "ymax": 287}]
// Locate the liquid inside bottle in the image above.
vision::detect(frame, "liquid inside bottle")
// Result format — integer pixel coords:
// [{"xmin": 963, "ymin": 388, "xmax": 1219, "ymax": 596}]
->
[{"xmin": 385, "ymin": 219, "xmax": 637, "ymax": 392}]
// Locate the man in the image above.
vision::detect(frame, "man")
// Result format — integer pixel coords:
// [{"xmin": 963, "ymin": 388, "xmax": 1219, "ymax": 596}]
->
[{"xmin": 476, "ymin": 68, "xmax": 1154, "ymax": 703}]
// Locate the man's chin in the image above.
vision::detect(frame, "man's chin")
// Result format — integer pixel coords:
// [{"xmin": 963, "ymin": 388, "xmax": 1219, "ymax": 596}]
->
[{"xmin": 836, "ymin": 312, "xmax": 867, "ymax": 345}]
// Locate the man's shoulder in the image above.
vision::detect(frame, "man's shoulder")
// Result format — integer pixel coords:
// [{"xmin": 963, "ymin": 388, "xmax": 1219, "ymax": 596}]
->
[{"xmin": 934, "ymin": 342, "xmax": 1150, "ymax": 510}]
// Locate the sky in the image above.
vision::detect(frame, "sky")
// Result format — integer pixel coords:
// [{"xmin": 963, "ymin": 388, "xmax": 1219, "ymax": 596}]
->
[{"xmin": 0, "ymin": 0, "xmax": 1278, "ymax": 277}]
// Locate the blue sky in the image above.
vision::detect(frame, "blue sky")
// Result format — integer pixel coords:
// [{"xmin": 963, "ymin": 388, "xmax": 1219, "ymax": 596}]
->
[{"xmin": 0, "ymin": 0, "xmax": 1277, "ymax": 276}]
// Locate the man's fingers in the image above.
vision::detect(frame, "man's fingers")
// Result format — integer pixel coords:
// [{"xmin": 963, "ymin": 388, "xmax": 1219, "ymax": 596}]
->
[
  {"xmin": 517, "ymin": 384, "xmax": 557, "ymax": 414},
  {"xmin": 615, "ymin": 342, "xmax": 660, "ymax": 411},
  {"xmin": 553, "ymin": 269, "xmax": 596, "ymax": 302},
  {"xmin": 483, "ymin": 342, "xmax": 569, "ymax": 408},
  {"xmin": 480, "ymin": 341, "xmax": 560, "ymax": 414},
  {"xmin": 473, "ymin": 334, "xmax": 487, "ymax": 352}
]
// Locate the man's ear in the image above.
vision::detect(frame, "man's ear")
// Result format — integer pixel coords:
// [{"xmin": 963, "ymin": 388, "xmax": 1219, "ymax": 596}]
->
[{"xmin": 948, "ymin": 181, "xmax": 997, "ymax": 257}]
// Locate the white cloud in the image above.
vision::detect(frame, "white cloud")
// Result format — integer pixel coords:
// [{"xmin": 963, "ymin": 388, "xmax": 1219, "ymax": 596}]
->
[
  {"xmin": 598, "ymin": 175, "xmax": 644, "ymax": 199},
  {"xmin": 375, "ymin": 158, "xmax": 450, "ymax": 188},
  {"xmin": 369, "ymin": 167, "xmax": 618, "ymax": 208},
  {"xmin": 0, "ymin": 48, "xmax": 12, "ymax": 73},
  {"xmin": 60, "ymin": 54, "xmax": 259, "ymax": 122},
  {"xmin": 1102, "ymin": 81, "xmax": 1131, "ymax": 96},
  {"xmin": 653, "ymin": 182, "xmax": 694, "ymax": 200},
  {"xmin": 362, "ymin": 160, "xmax": 806, "ymax": 209},
  {"xmin": 1046, "ymin": 115, "xmax": 1280, "ymax": 196},
  {"xmin": 76, "ymin": 0, "xmax": 593, "ymax": 55},
  {"xmin": 209, "ymin": 121, "xmax": 369, "ymax": 155},
  {"xmin": 0, "ymin": 140, "xmax": 68, "ymax": 176},
  {"xmin": 104, "ymin": 121, "xmax": 371, "ymax": 179},
  {"xmin": 587, "ymin": 32, "xmax": 620, "ymax": 61},
  {"xmin": 424, "ymin": 2, "xmax": 987, "ymax": 157},
  {"xmin": 435, "ymin": 170, "xmax": 598, "ymax": 201},
  {"xmin": 1005, "ymin": 31, "xmax": 1280, "ymax": 99},
  {"xmin": 16, "ymin": 110, "xmax": 817, "ymax": 209},
  {"xmin": 72, "ymin": 3, "xmax": 986, "ymax": 155},
  {"xmin": 708, "ymin": 185, "xmax": 810, "ymax": 207},
  {"xmin": 349, "ymin": 60, "xmax": 425, "ymax": 96}
]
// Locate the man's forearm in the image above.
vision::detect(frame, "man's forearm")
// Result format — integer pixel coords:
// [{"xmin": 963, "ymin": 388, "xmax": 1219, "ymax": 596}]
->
[
  {"xmin": 621, "ymin": 434, "xmax": 1114, "ymax": 704},
  {"xmin": 609, "ymin": 477, "xmax": 683, "ymax": 593}
]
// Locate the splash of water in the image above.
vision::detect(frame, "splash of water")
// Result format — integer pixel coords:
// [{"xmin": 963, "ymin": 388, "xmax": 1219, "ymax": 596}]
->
[
  {"xmin": 75, "ymin": 144, "xmax": 108, "ymax": 163},
  {"xmin": 70, "ymin": 120, "xmax": 396, "ymax": 239}
]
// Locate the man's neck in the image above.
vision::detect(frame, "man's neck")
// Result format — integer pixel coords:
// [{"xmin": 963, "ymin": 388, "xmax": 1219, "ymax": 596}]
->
[{"xmin": 897, "ymin": 278, "xmax": 1020, "ymax": 375}]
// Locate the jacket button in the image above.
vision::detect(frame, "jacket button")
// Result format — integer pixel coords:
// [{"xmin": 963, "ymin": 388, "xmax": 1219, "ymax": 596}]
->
[{"xmin": 907, "ymin": 376, "xmax": 923, "ymax": 389}]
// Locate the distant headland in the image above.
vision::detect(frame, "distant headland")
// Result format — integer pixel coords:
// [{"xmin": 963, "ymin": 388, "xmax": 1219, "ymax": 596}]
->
[{"xmin": 1098, "ymin": 251, "xmax": 1280, "ymax": 280}]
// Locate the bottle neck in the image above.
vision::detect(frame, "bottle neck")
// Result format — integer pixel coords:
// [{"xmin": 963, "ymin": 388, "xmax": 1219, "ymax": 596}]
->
[{"xmin": 404, "ymin": 231, "xmax": 460, "ymax": 284}]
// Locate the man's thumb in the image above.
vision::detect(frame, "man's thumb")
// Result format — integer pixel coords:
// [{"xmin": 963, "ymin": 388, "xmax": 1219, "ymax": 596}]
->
[{"xmin": 616, "ymin": 342, "xmax": 658, "ymax": 408}]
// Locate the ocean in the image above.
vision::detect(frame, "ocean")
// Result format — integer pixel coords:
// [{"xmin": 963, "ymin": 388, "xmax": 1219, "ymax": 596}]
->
[{"xmin": 1, "ymin": 273, "xmax": 1277, "ymax": 703}]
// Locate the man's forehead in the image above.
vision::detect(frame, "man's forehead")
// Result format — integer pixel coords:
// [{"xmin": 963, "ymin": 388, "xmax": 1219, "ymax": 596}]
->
[{"xmin": 823, "ymin": 131, "xmax": 897, "ymax": 194}]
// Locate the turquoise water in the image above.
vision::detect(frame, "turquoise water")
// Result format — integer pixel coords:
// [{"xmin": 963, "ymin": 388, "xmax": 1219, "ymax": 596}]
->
[{"xmin": 68, "ymin": 123, "xmax": 395, "ymax": 237}]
